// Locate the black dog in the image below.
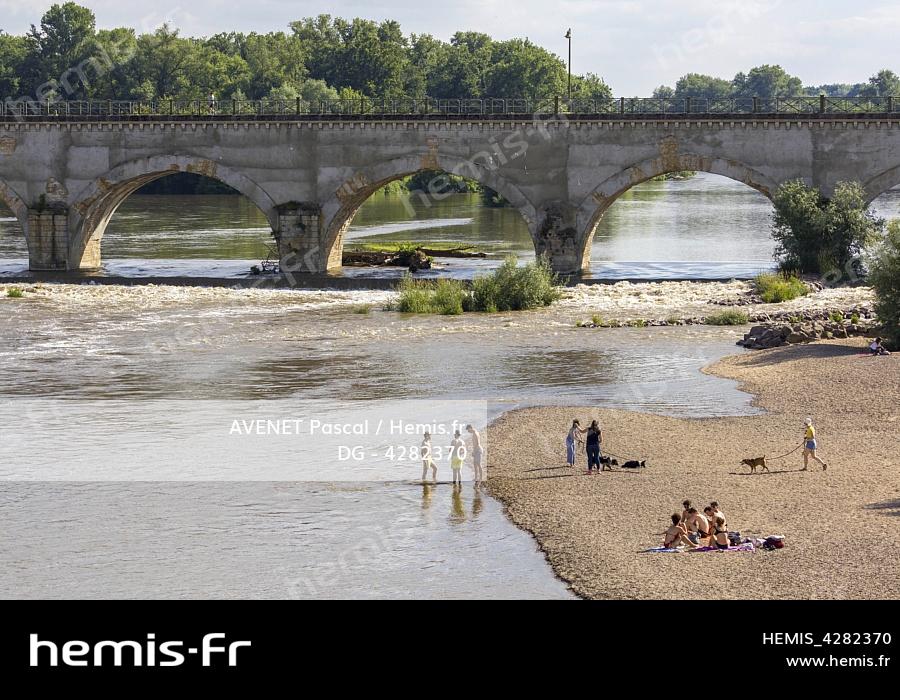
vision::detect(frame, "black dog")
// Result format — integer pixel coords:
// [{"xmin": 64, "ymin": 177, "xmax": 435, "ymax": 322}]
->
[
  {"xmin": 620, "ymin": 460, "xmax": 647, "ymax": 469},
  {"xmin": 599, "ymin": 456, "xmax": 619, "ymax": 469}
]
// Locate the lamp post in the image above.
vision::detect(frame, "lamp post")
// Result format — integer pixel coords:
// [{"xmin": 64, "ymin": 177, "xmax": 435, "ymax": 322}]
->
[{"xmin": 564, "ymin": 28, "xmax": 572, "ymax": 102}]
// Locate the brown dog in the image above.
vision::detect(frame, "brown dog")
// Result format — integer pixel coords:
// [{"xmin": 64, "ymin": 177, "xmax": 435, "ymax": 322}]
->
[{"xmin": 741, "ymin": 456, "xmax": 769, "ymax": 474}]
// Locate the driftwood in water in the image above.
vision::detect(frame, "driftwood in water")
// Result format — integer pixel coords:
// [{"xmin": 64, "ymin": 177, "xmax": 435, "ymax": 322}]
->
[
  {"xmin": 343, "ymin": 246, "xmax": 485, "ymax": 267},
  {"xmin": 343, "ymin": 248, "xmax": 432, "ymax": 271}
]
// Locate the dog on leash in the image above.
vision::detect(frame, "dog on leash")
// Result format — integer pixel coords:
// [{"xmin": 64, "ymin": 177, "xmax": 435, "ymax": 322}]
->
[
  {"xmin": 741, "ymin": 456, "xmax": 769, "ymax": 474},
  {"xmin": 620, "ymin": 460, "xmax": 646, "ymax": 469},
  {"xmin": 599, "ymin": 456, "xmax": 619, "ymax": 469}
]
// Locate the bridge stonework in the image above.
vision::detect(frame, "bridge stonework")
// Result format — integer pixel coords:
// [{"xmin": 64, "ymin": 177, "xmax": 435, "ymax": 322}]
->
[{"xmin": 0, "ymin": 116, "xmax": 898, "ymax": 274}]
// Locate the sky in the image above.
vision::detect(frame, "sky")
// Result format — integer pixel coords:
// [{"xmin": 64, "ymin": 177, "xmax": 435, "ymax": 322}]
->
[{"xmin": 1, "ymin": 0, "xmax": 898, "ymax": 94}]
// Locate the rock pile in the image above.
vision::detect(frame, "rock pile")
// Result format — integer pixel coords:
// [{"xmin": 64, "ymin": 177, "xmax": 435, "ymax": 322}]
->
[{"xmin": 737, "ymin": 306, "xmax": 878, "ymax": 350}]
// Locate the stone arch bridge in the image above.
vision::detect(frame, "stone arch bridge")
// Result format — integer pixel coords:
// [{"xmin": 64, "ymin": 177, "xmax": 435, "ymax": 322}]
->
[{"xmin": 1, "ymin": 112, "xmax": 899, "ymax": 274}]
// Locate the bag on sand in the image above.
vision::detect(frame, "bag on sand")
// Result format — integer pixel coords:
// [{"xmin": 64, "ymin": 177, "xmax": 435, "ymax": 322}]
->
[{"xmin": 763, "ymin": 535, "xmax": 785, "ymax": 550}]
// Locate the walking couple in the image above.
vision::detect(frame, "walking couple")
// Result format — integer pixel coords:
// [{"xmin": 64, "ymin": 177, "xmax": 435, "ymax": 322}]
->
[{"xmin": 566, "ymin": 419, "xmax": 609, "ymax": 474}]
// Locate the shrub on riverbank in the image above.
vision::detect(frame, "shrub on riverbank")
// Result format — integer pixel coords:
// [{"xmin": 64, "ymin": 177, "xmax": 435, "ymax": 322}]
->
[
  {"xmin": 754, "ymin": 272, "xmax": 808, "ymax": 303},
  {"xmin": 706, "ymin": 309, "xmax": 749, "ymax": 325},
  {"xmin": 392, "ymin": 257, "xmax": 561, "ymax": 314},
  {"xmin": 6, "ymin": 287, "xmax": 24, "ymax": 298},
  {"xmin": 469, "ymin": 257, "xmax": 561, "ymax": 312},
  {"xmin": 771, "ymin": 180, "xmax": 883, "ymax": 276},
  {"xmin": 866, "ymin": 220, "xmax": 900, "ymax": 348}
]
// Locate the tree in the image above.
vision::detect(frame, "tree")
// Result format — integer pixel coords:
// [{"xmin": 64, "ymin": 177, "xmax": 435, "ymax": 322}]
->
[
  {"xmin": 821, "ymin": 181, "xmax": 884, "ymax": 275},
  {"xmin": 291, "ymin": 16, "xmax": 411, "ymax": 96},
  {"xmin": 867, "ymin": 220, "xmax": 900, "ymax": 348},
  {"xmin": 484, "ymin": 39, "xmax": 566, "ymax": 99},
  {"xmin": 732, "ymin": 64, "xmax": 803, "ymax": 97},
  {"xmin": 571, "ymin": 73, "xmax": 613, "ymax": 102},
  {"xmin": 673, "ymin": 73, "xmax": 732, "ymax": 99},
  {"xmin": 22, "ymin": 2, "xmax": 98, "ymax": 99},
  {"xmin": 0, "ymin": 32, "xmax": 29, "ymax": 97},
  {"xmin": 858, "ymin": 69, "xmax": 900, "ymax": 98},
  {"xmin": 771, "ymin": 180, "xmax": 883, "ymax": 275},
  {"xmin": 652, "ymin": 85, "xmax": 675, "ymax": 99},
  {"xmin": 131, "ymin": 25, "xmax": 194, "ymax": 99},
  {"xmin": 86, "ymin": 28, "xmax": 137, "ymax": 98}
]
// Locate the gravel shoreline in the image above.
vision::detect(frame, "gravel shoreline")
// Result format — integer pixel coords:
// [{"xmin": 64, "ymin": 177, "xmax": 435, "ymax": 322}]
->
[{"xmin": 486, "ymin": 337, "xmax": 899, "ymax": 600}]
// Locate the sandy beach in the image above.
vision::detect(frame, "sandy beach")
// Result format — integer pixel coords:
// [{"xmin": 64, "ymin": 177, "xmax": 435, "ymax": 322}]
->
[{"xmin": 487, "ymin": 337, "xmax": 900, "ymax": 599}]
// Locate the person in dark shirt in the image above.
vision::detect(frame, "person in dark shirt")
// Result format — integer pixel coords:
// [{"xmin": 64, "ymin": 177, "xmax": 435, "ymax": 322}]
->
[{"xmin": 585, "ymin": 420, "xmax": 602, "ymax": 474}]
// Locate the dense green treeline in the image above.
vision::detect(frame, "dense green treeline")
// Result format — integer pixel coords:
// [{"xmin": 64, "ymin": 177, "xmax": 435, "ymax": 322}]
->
[
  {"xmin": 652, "ymin": 65, "xmax": 899, "ymax": 100},
  {"xmin": 1, "ymin": 3, "xmax": 896, "ymax": 106},
  {"xmin": 0, "ymin": 3, "xmax": 611, "ymax": 103}
]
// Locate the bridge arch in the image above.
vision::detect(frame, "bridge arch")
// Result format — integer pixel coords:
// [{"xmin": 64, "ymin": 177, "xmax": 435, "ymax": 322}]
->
[
  {"xmin": 69, "ymin": 155, "xmax": 279, "ymax": 270},
  {"xmin": 575, "ymin": 154, "xmax": 778, "ymax": 271},
  {"xmin": 0, "ymin": 179, "xmax": 29, "ymax": 227},
  {"xmin": 863, "ymin": 164, "xmax": 900, "ymax": 205},
  {"xmin": 318, "ymin": 154, "xmax": 539, "ymax": 271}
]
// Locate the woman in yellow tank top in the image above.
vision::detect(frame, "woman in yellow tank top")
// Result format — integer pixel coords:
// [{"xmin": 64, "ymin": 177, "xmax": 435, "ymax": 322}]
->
[{"xmin": 802, "ymin": 418, "xmax": 827, "ymax": 471}]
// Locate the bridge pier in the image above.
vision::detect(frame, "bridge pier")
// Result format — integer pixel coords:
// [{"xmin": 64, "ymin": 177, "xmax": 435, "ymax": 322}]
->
[
  {"xmin": 25, "ymin": 208, "xmax": 70, "ymax": 270},
  {"xmin": 276, "ymin": 203, "xmax": 336, "ymax": 274},
  {"xmin": 534, "ymin": 203, "xmax": 589, "ymax": 275}
]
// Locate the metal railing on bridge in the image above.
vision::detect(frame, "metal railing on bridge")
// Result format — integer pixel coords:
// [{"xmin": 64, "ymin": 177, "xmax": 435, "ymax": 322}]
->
[{"xmin": 1, "ymin": 96, "xmax": 898, "ymax": 119}]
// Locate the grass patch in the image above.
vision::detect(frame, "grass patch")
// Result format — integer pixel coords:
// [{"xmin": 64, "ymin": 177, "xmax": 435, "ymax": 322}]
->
[
  {"xmin": 345, "ymin": 241, "xmax": 481, "ymax": 254},
  {"xmin": 829, "ymin": 310, "xmax": 845, "ymax": 324},
  {"xmin": 754, "ymin": 272, "xmax": 809, "ymax": 303},
  {"xmin": 350, "ymin": 304, "xmax": 372, "ymax": 315},
  {"xmin": 394, "ymin": 277, "xmax": 467, "ymax": 315},
  {"xmin": 706, "ymin": 309, "xmax": 750, "ymax": 326},
  {"xmin": 5, "ymin": 287, "xmax": 24, "ymax": 298}
]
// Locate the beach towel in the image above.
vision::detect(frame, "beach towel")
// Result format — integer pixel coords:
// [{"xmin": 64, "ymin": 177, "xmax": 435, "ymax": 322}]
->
[
  {"xmin": 690, "ymin": 543, "xmax": 755, "ymax": 553},
  {"xmin": 642, "ymin": 546, "xmax": 686, "ymax": 553}
]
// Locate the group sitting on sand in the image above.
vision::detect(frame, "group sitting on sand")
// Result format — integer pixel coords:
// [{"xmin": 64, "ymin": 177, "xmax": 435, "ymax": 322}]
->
[
  {"xmin": 565, "ymin": 419, "xmax": 612, "ymax": 474},
  {"xmin": 664, "ymin": 500, "xmax": 730, "ymax": 550}
]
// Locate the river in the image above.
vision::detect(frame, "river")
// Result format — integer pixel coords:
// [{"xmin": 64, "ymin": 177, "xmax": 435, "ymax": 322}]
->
[{"xmin": 0, "ymin": 175, "xmax": 897, "ymax": 599}]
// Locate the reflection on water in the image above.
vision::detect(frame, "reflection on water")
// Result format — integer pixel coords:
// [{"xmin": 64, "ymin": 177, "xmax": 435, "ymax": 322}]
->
[
  {"xmin": 1, "ymin": 481, "xmax": 562, "ymax": 599},
  {"xmin": 4, "ymin": 176, "xmax": 896, "ymax": 280}
]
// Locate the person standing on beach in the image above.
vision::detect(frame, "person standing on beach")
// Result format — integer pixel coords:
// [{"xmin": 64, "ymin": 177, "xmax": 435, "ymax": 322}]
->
[
  {"xmin": 466, "ymin": 424, "xmax": 485, "ymax": 484},
  {"xmin": 585, "ymin": 420, "xmax": 602, "ymax": 474},
  {"xmin": 565, "ymin": 420, "xmax": 585, "ymax": 468},
  {"xmin": 449, "ymin": 430, "xmax": 465, "ymax": 485},
  {"xmin": 421, "ymin": 431, "xmax": 436, "ymax": 483},
  {"xmin": 801, "ymin": 418, "xmax": 828, "ymax": 472}
]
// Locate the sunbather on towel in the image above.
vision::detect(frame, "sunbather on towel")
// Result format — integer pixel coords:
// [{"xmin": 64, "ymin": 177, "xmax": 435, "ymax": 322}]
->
[
  {"xmin": 710, "ymin": 501, "xmax": 727, "ymax": 531},
  {"xmin": 686, "ymin": 508, "xmax": 711, "ymax": 545},
  {"xmin": 712, "ymin": 517, "xmax": 729, "ymax": 550},
  {"xmin": 664, "ymin": 514, "xmax": 697, "ymax": 549}
]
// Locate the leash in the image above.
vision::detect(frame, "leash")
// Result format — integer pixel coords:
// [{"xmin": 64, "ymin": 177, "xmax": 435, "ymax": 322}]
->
[{"xmin": 769, "ymin": 443, "xmax": 804, "ymax": 461}]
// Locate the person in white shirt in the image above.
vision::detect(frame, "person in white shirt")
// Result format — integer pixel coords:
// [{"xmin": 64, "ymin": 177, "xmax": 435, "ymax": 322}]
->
[{"xmin": 869, "ymin": 338, "xmax": 891, "ymax": 356}]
